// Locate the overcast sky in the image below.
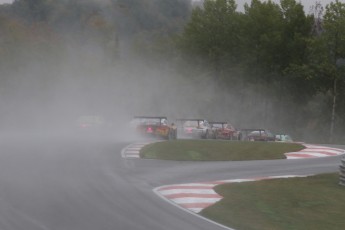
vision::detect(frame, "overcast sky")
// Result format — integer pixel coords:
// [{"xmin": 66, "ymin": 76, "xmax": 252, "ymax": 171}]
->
[
  {"xmin": 0, "ymin": 1, "xmax": 339, "ymax": 9},
  {"xmin": 235, "ymin": 0, "xmax": 337, "ymax": 12},
  {"xmin": 0, "ymin": 0, "xmax": 11, "ymax": 4},
  {"xmin": 0, "ymin": 0, "xmax": 340, "ymax": 12}
]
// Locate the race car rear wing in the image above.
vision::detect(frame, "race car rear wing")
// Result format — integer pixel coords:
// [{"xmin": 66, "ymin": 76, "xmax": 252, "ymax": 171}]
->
[
  {"xmin": 176, "ymin": 119, "xmax": 207, "ymax": 128},
  {"xmin": 134, "ymin": 116, "xmax": 168, "ymax": 120},
  {"xmin": 209, "ymin": 121, "xmax": 228, "ymax": 128},
  {"xmin": 240, "ymin": 128, "xmax": 266, "ymax": 133},
  {"xmin": 132, "ymin": 116, "xmax": 168, "ymax": 125},
  {"xmin": 239, "ymin": 129, "xmax": 268, "ymax": 137},
  {"xmin": 176, "ymin": 118, "xmax": 206, "ymax": 122}
]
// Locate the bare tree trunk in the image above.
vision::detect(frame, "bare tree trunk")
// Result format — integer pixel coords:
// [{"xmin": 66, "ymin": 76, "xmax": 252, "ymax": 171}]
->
[{"xmin": 329, "ymin": 78, "xmax": 337, "ymax": 143}]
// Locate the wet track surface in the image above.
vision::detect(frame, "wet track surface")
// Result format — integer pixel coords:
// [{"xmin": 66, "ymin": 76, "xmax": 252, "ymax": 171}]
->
[{"xmin": 0, "ymin": 135, "xmax": 343, "ymax": 230}]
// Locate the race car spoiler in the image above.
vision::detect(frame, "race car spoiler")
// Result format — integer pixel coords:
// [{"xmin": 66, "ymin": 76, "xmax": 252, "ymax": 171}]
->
[
  {"xmin": 209, "ymin": 121, "xmax": 228, "ymax": 124},
  {"xmin": 240, "ymin": 128, "xmax": 267, "ymax": 132},
  {"xmin": 209, "ymin": 121, "xmax": 228, "ymax": 128},
  {"xmin": 133, "ymin": 116, "xmax": 167, "ymax": 120},
  {"xmin": 176, "ymin": 118, "xmax": 206, "ymax": 121},
  {"xmin": 239, "ymin": 129, "xmax": 269, "ymax": 136},
  {"xmin": 175, "ymin": 119, "xmax": 207, "ymax": 128},
  {"xmin": 132, "ymin": 116, "xmax": 168, "ymax": 126}
]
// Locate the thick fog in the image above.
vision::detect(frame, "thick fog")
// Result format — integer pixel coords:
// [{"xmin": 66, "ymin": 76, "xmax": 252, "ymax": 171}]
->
[
  {"xmin": 0, "ymin": 36, "xmax": 306, "ymax": 141},
  {"xmin": 0, "ymin": 0, "xmax": 335, "ymax": 142},
  {"xmin": 0, "ymin": 41, "xmax": 287, "ymax": 139},
  {"xmin": 0, "ymin": 39, "xmax": 257, "ymax": 137}
]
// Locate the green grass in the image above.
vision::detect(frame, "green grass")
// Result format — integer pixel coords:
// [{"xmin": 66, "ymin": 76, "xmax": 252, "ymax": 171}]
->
[
  {"xmin": 140, "ymin": 140, "xmax": 304, "ymax": 161},
  {"xmin": 201, "ymin": 173, "xmax": 345, "ymax": 230}
]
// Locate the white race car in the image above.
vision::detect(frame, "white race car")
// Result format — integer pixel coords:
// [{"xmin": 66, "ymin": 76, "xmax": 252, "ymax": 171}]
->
[{"xmin": 176, "ymin": 119, "xmax": 214, "ymax": 139}]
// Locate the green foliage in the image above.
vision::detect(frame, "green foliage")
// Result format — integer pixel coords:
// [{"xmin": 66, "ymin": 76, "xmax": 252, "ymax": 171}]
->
[
  {"xmin": 176, "ymin": 0, "xmax": 345, "ymax": 142},
  {"xmin": 323, "ymin": 0, "xmax": 345, "ymax": 60},
  {"xmin": 178, "ymin": 0, "xmax": 242, "ymax": 81},
  {"xmin": 243, "ymin": 0, "xmax": 284, "ymax": 73}
]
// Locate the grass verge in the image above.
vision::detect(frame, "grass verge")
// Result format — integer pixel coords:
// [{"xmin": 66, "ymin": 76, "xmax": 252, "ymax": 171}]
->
[
  {"xmin": 201, "ymin": 173, "xmax": 345, "ymax": 230},
  {"xmin": 140, "ymin": 140, "xmax": 304, "ymax": 161}
]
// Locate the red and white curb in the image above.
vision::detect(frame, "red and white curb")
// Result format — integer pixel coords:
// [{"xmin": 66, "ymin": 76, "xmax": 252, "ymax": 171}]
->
[
  {"xmin": 285, "ymin": 144, "xmax": 345, "ymax": 159},
  {"xmin": 121, "ymin": 141, "xmax": 161, "ymax": 158},
  {"xmin": 121, "ymin": 142, "xmax": 148, "ymax": 158},
  {"xmin": 154, "ymin": 175, "xmax": 309, "ymax": 214}
]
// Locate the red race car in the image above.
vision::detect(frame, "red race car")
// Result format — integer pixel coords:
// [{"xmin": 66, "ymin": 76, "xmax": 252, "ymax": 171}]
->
[
  {"xmin": 131, "ymin": 116, "xmax": 176, "ymax": 140},
  {"xmin": 210, "ymin": 122, "xmax": 237, "ymax": 140}
]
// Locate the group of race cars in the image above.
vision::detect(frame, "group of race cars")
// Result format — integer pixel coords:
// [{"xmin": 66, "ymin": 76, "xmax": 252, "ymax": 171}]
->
[{"xmin": 130, "ymin": 116, "xmax": 293, "ymax": 142}]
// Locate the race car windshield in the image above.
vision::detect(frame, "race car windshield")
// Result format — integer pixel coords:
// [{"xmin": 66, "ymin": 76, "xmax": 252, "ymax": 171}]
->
[
  {"xmin": 183, "ymin": 121, "xmax": 199, "ymax": 127},
  {"xmin": 144, "ymin": 119, "xmax": 160, "ymax": 124},
  {"xmin": 212, "ymin": 124, "xmax": 223, "ymax": 128},
  {"xmin": 249, "ymin": 131, "xmax": 265, "ymax": 136},
  {"xmin": 225, "ymin": 124, "xmax": 234, "ymax": 129},
  {"xmin": 131, "ymin": 118, "xmax": 161, "ymax": 125}
]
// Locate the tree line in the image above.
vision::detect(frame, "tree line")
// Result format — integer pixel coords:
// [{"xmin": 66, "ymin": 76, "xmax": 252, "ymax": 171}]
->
[{"xmin": 178, "ymin": 0, "xmax": 345, "ymax": 143}]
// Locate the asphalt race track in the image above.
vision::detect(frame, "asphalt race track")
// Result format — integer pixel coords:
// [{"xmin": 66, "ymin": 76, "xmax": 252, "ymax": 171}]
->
[{"xmin": 0, "ymin": 135, "xmax": 343, "ymax": 230}]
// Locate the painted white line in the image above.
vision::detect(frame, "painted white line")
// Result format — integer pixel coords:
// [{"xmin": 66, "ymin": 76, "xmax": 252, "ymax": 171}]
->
[
  {"xmin": 128, "ymin": 147, "xmax": 142, "ymax": 150},
  {"xmin": 124, "ymin": 150, "xmax": 139, "ymax": 154},
  {"xmin": 159, "ymin": 189, "xmax": 218, "ymax": 195},
  {"xmin": 285, "ymin": 144, "xmax": 345, "ymax": 159},
  {"xmin": 171, "ymin": 197, "xmax": 222, "ymax": 204},
  {"xmin": 189, "ymin": 207, "xmax": 203, "ymax": 213},
  {"xmin": 174, "ymin": 183, "xmax": 218, "ymax": 187},
  {"xmin": 125, "ymin": 155, "xmax": 140, "ymax": 158},
  {"xmin": 121, "ymin": 140, "xmax": 162, "ymax": 159},
  {"xmin": 295, "ymin": 152, "xmax": 336, "ymax": 157},
  {"xmin": 301, "ymin": 148, "xmax": 344, "ymax": 152},
  {"xmin": 220, "ymin": 178, "xmax": 256, "ymax": 183}
]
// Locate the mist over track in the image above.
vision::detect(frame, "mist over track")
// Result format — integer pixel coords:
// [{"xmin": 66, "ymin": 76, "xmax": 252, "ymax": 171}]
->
[{"xmin": 0, "ymin": 135, "xmax": 342, "ymax": 230}]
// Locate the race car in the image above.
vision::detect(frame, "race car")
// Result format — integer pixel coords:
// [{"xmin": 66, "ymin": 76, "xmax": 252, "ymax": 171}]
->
[
  {"xmin": 239, "ymin": 129, "xmax": 276, "ymax": 141},
  {"xmin": 176, "ymin": 119, "xmax": 214, "ymax": 139},
  {"xmin": 130, "ymin": 116, "xmax": 176, "ymax": 140},
  {"xmin": 275, "ymin": 134, "xmax": 293, "ymax": 142},
  {"xmin": 210, "ymin": 122, "xmax": 237, "ymax": 140}
]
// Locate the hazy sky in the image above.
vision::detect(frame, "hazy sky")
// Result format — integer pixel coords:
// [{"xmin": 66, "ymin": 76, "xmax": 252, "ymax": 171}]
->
[
  {"xmin": 0, "ymin": 0, "xmax": 11, "ymax": 4},
  {"xmin": 0, "ymin": 0, "xmax": 339, "ymax": 11},
  {"xmin": 236, "ymin": 0, "xmax": 338, "ymax": 12}
]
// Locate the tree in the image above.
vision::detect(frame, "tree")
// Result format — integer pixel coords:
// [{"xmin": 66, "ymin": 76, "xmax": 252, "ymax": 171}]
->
[
  {"xmin": 243, "ymin": 0, "xmax": 284, "ymax": 76},
  {"xmin": 319, "ymin": 0, "xmax": 345, "ymax": 142},
  {"xmin": 12, "ymin": 0, "xmax": 52, "ymax": 23},
  {"xmin": 178, "ymin": 0, "xmax": 241, "ymax": 81}
]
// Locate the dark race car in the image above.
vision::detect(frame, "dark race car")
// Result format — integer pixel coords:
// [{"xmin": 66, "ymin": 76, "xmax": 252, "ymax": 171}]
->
[
  {"xmin": 239, "ymin": 129, "xmax": 276, "ymax": 141},
  {"xmin": 131, "ymin": 116, "xmax": 176, "ymax": 140},
  {"xmin": 176, "ymin": 119, "xmax": 214, "ymax": 139},
  {"xmin": 210, "ymin": 122, "xmax": 237, "ymax": 140}
]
